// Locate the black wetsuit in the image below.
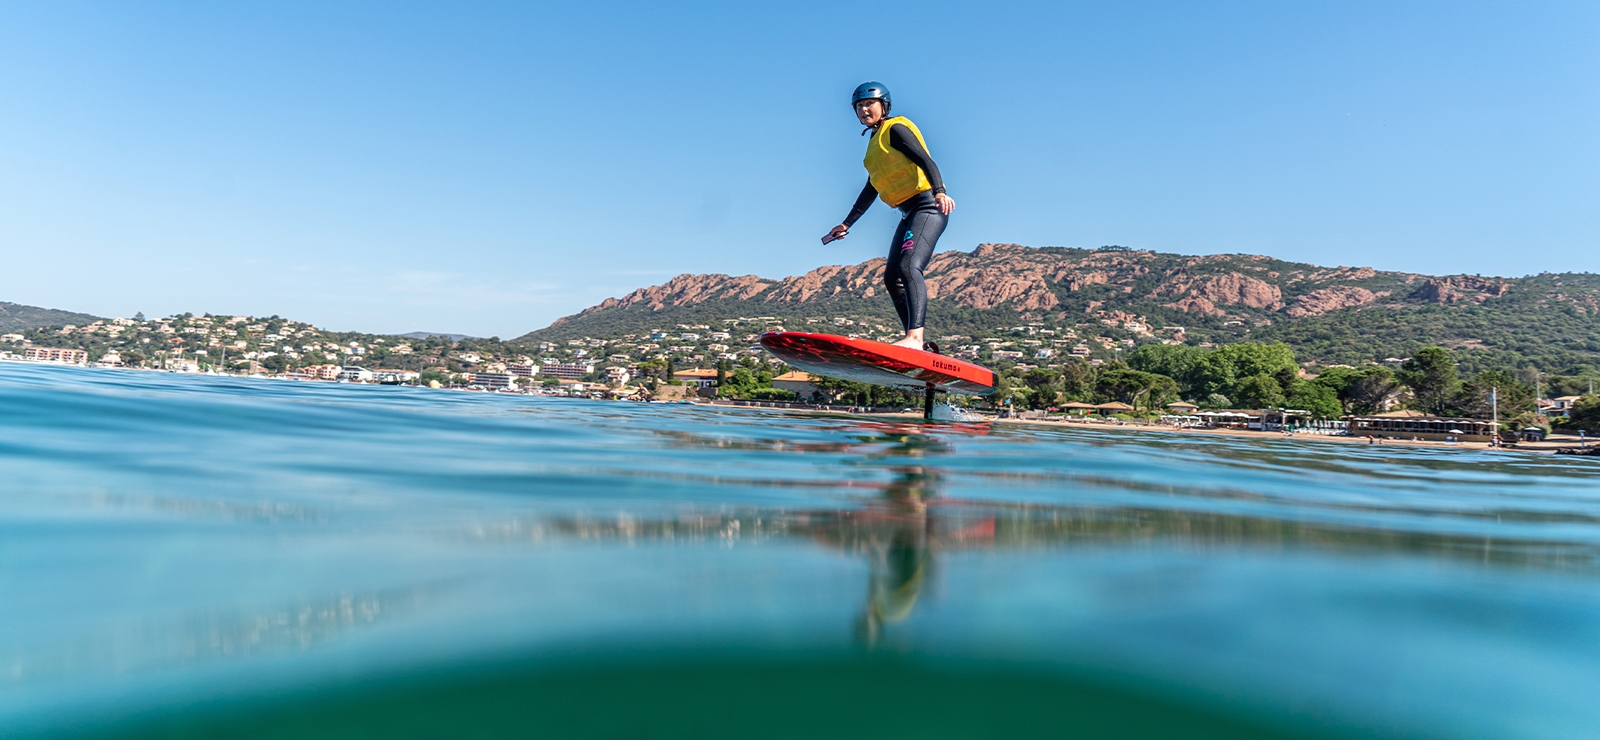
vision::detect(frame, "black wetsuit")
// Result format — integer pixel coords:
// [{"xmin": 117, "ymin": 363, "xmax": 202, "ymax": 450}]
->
[{"xmin": 842, "ymin": 123, "xmax": 948, "ymax": 332}]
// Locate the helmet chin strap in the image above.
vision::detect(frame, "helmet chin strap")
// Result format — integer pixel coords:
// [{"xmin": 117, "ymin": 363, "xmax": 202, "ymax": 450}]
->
[{"xmin": 859, "ymin": 110, "xmax": 889, "ymax": 136}]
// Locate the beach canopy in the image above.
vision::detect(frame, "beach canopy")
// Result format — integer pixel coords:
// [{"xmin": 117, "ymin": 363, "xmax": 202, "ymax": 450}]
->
[
  {"xmin": 1059, "ymin": 402, "xmax": 1097, "ymax": 409},
  {"xmin": 1095, "ymin": 402, "xmax": 1135, "ymax": 411}
]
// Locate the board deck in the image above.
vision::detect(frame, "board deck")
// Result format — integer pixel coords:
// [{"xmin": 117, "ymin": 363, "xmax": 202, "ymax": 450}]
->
[{"xmin": 759, "ymin": 332, "xmax": 997, "ymax": 396}]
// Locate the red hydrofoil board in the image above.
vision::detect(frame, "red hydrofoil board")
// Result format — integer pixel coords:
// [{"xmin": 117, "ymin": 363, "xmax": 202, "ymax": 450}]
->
[{"xmin": 759, "ymin": 332, "xmax": 997, "ymax": 396}]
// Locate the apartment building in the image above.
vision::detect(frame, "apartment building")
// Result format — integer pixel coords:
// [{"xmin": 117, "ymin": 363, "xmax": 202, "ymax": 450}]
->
[{"xmin": 24, "ymin": 347, "xmax": 88, "ymax": 364}]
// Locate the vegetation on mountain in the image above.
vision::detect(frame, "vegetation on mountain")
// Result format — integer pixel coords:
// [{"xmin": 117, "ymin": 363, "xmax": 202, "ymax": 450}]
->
[
  {"xmin": 0, "ymin": 302, "xmax": 102, "ymax": 333},
  {"xmin": 514, "ymin": 245, "xmax": 1600, "ymax": 376},
  {"xmin": 2, "ymin": 312, "xmax": 530, "ymax": 379}
]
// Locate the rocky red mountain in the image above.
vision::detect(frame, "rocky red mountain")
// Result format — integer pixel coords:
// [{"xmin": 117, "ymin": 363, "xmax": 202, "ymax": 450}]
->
[{"xmin": 517, "ymin": 245, "xmax": 1600, "ymax": 372}]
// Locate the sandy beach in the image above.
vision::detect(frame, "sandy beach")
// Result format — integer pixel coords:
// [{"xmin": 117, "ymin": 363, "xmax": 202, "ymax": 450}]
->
[{"xmin": 701, "ymin": 398, "xmax": 1596, "ymax": 456}]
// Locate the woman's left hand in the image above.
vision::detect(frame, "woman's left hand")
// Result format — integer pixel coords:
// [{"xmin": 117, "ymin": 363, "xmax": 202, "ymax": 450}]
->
[{"xmin": 935, "ymin": 192, "xmax": 955, "ymax": 215}]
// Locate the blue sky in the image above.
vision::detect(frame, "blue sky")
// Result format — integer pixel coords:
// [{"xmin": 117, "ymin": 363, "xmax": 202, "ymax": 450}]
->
[{"xmin": 1, "ymin": 1, "xmax": 1594, "ymax": 337}]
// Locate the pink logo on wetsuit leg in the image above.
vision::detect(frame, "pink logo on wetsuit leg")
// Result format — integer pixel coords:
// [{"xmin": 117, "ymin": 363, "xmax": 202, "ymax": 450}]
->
[{"xmin": 901, "ymin": 239, "xmax": 915, "ymax": 251}]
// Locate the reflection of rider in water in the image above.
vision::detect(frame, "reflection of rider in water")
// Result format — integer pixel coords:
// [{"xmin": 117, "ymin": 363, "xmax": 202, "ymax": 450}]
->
[{"xmin": 856, "ymin": 462, "xmax": 937, "ymax": 646}]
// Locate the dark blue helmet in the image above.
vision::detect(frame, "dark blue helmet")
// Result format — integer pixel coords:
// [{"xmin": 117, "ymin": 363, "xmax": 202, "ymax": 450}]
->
[{"xmin": 851, "ymin": 81, "xmax": 891, "ymax": 112}]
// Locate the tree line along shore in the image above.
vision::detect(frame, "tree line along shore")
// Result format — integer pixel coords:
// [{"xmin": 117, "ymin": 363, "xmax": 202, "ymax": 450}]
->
[{"xmin": 6, "ymin": 311, "xmax": 1599, "ymax": 437}]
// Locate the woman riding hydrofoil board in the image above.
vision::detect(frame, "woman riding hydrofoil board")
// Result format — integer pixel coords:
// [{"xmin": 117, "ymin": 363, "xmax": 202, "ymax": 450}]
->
[{"xmin": 824, "ymin": 81, "xmax": 955, "ymax": 352}]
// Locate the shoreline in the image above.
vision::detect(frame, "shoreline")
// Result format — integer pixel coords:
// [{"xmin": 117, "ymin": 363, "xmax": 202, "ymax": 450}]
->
[
  {"xmin": 995, "ymin": 416, "xmax": 1598, "ymax": 456},
  {"xmin": 7, "ymin": 358, "xmax": 1593, "ymax": 458},
  {"xmin": 699, "ymin": 398, "xmax": 1596, "ymax": 457}
]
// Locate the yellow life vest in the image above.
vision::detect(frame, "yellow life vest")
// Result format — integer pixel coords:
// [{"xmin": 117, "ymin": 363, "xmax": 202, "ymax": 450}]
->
[{"xmin": 863, "ymin": 116, "xmax": 933, "ymax": 208}]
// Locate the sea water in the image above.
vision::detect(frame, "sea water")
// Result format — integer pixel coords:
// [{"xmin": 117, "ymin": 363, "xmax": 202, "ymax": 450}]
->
[{"xmin": 3, "ymin": 363, "xmax": 1599, "ymax": 739}]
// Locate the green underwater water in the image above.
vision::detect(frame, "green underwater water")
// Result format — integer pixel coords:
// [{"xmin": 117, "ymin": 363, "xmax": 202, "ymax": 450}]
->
[
  {"xmin": 75, "ymin": 654, "xmax": 1369, "ymax": 740},
  {"xmin": 3, "ymin": 363, "xmax": 1599, "ymax": 739}
]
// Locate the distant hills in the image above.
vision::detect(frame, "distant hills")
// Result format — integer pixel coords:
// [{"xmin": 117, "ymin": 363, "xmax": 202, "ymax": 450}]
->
[
  {"xmin": 398, "ymin": 331, "xmax": 479, "ymax": 342},
  {"xmin": 514, "ymin": 244, "xmax": 1600, "ymax": 373},
  {"xmin": 0, "ymin": 302, "xmax": 103, "ymax": 333},
  {"xmin": 9, "ymin": 244, "xmax": 1599, "ymax": 375}
]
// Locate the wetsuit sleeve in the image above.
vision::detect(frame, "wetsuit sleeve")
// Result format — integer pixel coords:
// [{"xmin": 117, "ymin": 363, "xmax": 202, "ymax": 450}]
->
[
  {"xmin": 888, "ymin": 123, "xmax": 946, "ymax": 194},
  {"xmin": 842, "ymin": 179, "xmax": 877, "ymax": 227}
]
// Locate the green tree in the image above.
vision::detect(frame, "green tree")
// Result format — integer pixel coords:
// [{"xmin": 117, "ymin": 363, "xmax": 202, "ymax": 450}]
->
[
  {"xmin": 1400, "ymin": 347, "xmax": 1459, "ymax": 416},
  {"xmin": 260, "ymin": 354, "xmax": 290, "ymax": 374},
  {"xmin": 1313, "ymin": 366, "xmax": 1401, "ymax": 415},
  {"xmin": 722, "ymin": 366, "xmax": 759, "ymax": 396},
  {"xmin": 1453, "ymin": 369, "xmax": 1534, "ymax": 420},
  {"xmin": 1286, "ymin": 379, "xmax": 1342, "ymax": 419},
  {"xmin": 1136, "ymin": 374, "xmax": 1181, "ymax": 412},
  {"xmin": 1560, "ymin": 395, "xmax": 1600, "ymax": 432},
  {"xmin": 1311, "ymin": 366, "xmax": 1359, "ymax": 397},
  {"xmin": 1234, "ymin": 374, "xmax": 1286, "ymax": 409},
  {"xmin": 1544, "ymin": 374, "xmax": 1599, "ymax": 398},
  {"xmin": 985, "ymin": 372, "xmax": 1022, "ymax": 410},
  {"xmin": 1126, "ymin": 344, "xmax": 1202, "ymax": 386},
  {"xmin": 811, "ymin": 376, "xmax": 915, "ymax": 407},
  {"xmin": 1022, "ymin": 368, "xmax": 1062, "ymax": 409},
  {"xmin": 636, "ymin": 359, "xmax": 668, "ymax": 389},
  {"xmin": 1058, "ymin": 360, "xmax": 1096, "ymax": 401},
  {"xmin": 1188, "ymin": 352, "xmax": 1237, "ymax": 399},
  {"xmin": 1094, "ymin": 368, "xmax": 1178, "ymax": 409},
  {"xmin": 1215, "ymin": 342, "xmax": 1297, "ymax": 383}
]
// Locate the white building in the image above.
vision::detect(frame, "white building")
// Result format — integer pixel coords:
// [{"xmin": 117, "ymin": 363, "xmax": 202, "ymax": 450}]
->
[
  {"xmin": 470, "ymin": 372, "xmax": 515, "ymax": 389},
  {"xmin": 672, "ymin": 368, "xmax": 719, "ymax": 388},
  {"xmin": 374, "ymin": 369, "xmax": 421, "ymax": 384},
  {"xmin": 541, "ymin": 362, "xmax": 595, "ymax": 379}
]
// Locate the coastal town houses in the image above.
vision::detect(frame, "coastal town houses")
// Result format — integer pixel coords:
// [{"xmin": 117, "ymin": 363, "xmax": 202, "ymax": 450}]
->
[
  {"xmin": 303, "ymin": 364, "xmax": 343, "ymax": 381},
  {"xmin": 540, "ymin": 361, "xmax": 594, "ymax": 380},
  {"xmin": 672, "ymin": 368, "xmax": 719, "ymax": 389},
  {"xmin": 161, "ymin": 356, "xmax": 200, "ymax": 373},
  {"xmin": 375, "ymin": 369, "xmax": 420, "ymax": 384},
  {"xmin": 1546, "ymin": 396, "xmax": 1583, "ymax": 418},
  {"xmin": 24, "ymin": 347, "xmax": 88, "ymax": 364},
  {"xmin": 469, "ymin": 372, "xmax": 515, "ymax": 390}
]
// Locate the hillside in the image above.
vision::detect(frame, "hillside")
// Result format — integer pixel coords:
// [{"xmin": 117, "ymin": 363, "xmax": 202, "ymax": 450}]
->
[
  {"xmin": 0, "ymin": 302, "xmax": 103, "ymax": 333},
  {"xmin": 515, "ymin": 245, "xmax": 1600, "ymax": 374}
]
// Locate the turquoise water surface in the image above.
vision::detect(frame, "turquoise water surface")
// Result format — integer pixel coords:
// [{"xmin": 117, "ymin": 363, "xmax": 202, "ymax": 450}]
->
[{"xmin": 4, "ymin": 363, "xmax": 1600, "ymax": 739}]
